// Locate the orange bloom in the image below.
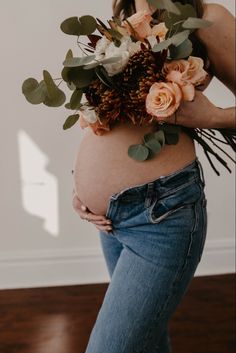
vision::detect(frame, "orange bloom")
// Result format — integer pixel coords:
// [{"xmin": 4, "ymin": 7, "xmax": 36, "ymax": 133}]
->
[{"xmin": 146, "ymin": 82, "xmax": 182, "ymax": 119}]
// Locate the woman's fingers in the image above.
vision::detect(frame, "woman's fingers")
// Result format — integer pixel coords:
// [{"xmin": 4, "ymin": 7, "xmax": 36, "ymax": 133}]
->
[
  {"xmin": 95, "ymin": 224, "xmax": 113, "ymax": 233},
  {"xmin": 72, "ymin": 190, "xmax": 112, "ymax": 227}
]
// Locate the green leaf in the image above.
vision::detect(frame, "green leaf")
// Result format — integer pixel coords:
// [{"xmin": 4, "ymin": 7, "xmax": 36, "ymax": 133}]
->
[
  {"xmin": 67, "ymin": 82, "xmax": 76, "ymax": 90},
  {"xmin": 165, "ymin": 132, "xmax": 179, "ymax": 145},
  {"xmin": 171, "ymin": 30, "xmax": 190, "ymax": 46},
  {"xmin": 152, "ymin": 38, "xmax": 171, "ymax": 52},
  {"xmin": 95, "ymin": 66, "xmax": 113, "ymax": 87},
  {"xmin": 84, "ymin": 56, "xmax": 123, "ymax": 70},
  {"xmin": 70, "ymin": 67, "xmax": 95, "ymax": 88},
  {"xmin": 147, "ymin": 0, "xmax": 181, "ymax": 15},
  {"xmin": 79, "ymin": 15, "xmax": 97, "ymax": 35},
  {"xmin": 60, "ymin": 16, "xmax": 97, "ymax": 36},
  {"xmin": 182, "ymin": 17, "xmax": 212, "ymax": 29},
  {"xmin": 65, "ymin": 103, "xmax": 72, "ymax": 109},
  {"xmin": 159, "ymin": 124, "xmax": 181, "ymax": 134},
  {"xmin": 169, "ymin": 38, "xmax": 193, "ymax": 59},
  {"xmin": 22, "ymin": 78, "xmax": 39, "ymax": 95},
  {"xmin": 70, "ymin": 89, "xmax": 83, "ymax": 110},
  {"xmin": 154, "ymin": 130, "xmax": 165, "ymax": 146},
  {"xmin": 22, "ymin": 79, "xmax": 47, "ymax": 105},
  {"xmin": 43, "ymin": 70, "xmax": 57, "ymax": 99},
  {"xmin": 43, "ymin": 70, "xmax": 66, "ymax": 107},
  {"xmin": 43, "ymin": 89, "xmax": 66, "ymax": 107},
  {"xmin": 145, "ymin": 139, "xmax": 162, "ymax": 154},
  {"xmin": 163, "ymin": 3, "xmax": 197, "ymax": 31},
  {"xmin": 128, "ymin": 144, "xmax": 149, "ymax": 161},
  {"xmin": 63, "ymin": 55, "xmax": 95, "ymax": 67},
  {"xmin": 63, "ymin": 114, "xmax": 80, "ymax": 130}
]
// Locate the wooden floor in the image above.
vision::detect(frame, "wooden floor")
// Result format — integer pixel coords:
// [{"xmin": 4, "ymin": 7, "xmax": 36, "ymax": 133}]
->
[{"xmin": 0, "ymin": 274, "xmax": 235, "ymax": 353}]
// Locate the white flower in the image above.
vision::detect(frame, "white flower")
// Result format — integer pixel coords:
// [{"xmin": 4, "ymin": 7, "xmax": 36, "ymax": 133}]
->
[
  {"xmin": 94, "ymin": 36, "xmax": 110, "ymax": 60},
  {"xmin": 94, "ymin": 36, "xmax": 142, "ymax": 76},
  {"xmin": 79, "ymin": 106, "xmax": 98, "ymax": 124}
]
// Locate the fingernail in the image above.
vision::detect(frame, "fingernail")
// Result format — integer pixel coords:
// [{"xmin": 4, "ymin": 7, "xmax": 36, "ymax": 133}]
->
[
  {"xmin": 106, "ymin": 220, "xmax": 112, "ymax": 224},
  {"xmin": 108, "ymin": 227, "xmax": 112, "ymax": 230},
  {"xmin": 81, "ymin": 205, "xmax": 86, "ymax": 211}
]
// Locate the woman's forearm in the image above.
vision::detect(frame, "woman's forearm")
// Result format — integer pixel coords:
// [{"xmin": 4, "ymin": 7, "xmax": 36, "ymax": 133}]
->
[{"xmin": 213, "ymin": 106, "xmax": 236, "ymax": 130}]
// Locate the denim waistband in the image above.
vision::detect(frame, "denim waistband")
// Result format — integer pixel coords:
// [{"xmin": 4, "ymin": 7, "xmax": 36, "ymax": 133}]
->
[{"xmin": 109, "ymin": 157, "xmax": 205, "ymax": 203}]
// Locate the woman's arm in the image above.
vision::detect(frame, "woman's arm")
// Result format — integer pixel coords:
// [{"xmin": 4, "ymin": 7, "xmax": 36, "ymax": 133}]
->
[{"xmin": 169, "ymin": 3, "xmax": 235, "ymax": 130}]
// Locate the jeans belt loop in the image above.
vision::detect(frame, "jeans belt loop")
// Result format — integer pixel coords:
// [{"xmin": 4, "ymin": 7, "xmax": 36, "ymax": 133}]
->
[
  {"xmin": 145, "ymin": 182, "xmax": 155, "ymax": 208},
  {"xmin": 196, "ymin": 157, "xmax": 205, "ymax": 187}
]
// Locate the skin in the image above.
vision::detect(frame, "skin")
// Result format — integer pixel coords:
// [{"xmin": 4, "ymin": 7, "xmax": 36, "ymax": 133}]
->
[{"xmin": 73, "ymin": 1, "xmax": 236, "ymax": 232}]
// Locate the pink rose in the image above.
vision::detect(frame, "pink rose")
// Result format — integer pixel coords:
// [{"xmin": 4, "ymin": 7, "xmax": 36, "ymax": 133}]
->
[
  {"xmin": 124, "ymin": 10, "xmax": 152, "ymax": 40},
  {"xmin": 146, "ymin": 82, "xmax": 182, "ymax": 119}
]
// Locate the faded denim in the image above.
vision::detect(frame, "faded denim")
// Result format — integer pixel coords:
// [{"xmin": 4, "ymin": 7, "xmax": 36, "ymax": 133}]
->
[{"xmin": 85, "ymin": 158, "xmax": 207, "ymax": 353}]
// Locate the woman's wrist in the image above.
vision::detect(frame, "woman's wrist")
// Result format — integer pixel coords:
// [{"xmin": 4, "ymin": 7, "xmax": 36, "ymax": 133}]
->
[{"xmin": 211, "ymin": 106, "xmax": 236, "ymax": 130}]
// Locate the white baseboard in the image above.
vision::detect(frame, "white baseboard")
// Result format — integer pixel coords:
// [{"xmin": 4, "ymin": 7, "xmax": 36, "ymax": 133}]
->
[{"xmin": 0, "ymin": 239, "xmax": 235, "ymax": 290}]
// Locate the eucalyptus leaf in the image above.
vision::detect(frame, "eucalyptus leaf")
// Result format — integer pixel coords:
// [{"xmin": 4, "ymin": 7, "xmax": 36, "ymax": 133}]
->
[
  {"xmin": 169, "ymin": 38, "xmax": 193, "ymax": 59},
  {"xmin": 182, "ymin": 17, "xmax": 212, "ymax": 29},
  {"xmin": 79, "ymin": 15, "xmax": 97, "ymax": 35},
  {"xmin": 70, "ymin": 89, "xmax": 83, "ymax": 110},
  {"xmin": 63, "ymin": 114, "xmax": 80, "ymax": 130},
  {"xmin": 95, "ymin": 66, "xmax": 114, "ymax": 88},
  {"xmin": 22, "ymin": 78, "xmax": 39, "ymax": 95},
  {"xmin": 154, "ymin": 130, "xmax": 165, "ymax": 146},
  {"xmin": 128, "ymin": 144, "xmax": 149, "ymax": 161},
  {"xmin": 144, "ymin": 138, "xmax": 162, "ymax": 154},
  {"xmin": 44, "ymin": 89, "xmax": 66, "ymax": 107},
  {"xmin": 171, "ymin": 30, "xmax": 190, "ymax": 46},
  {"xmin": 84, "ymin": 56, "xmax": 123, "ymax": 70},
  {"xmin": 165, "ymin": 132, "xmax": 179, "ymax": 145},
  {"xmin": 147, "ymin": 0, "xmax": 180, "ymax": 15},
  {"xmin": 159, "ymin": 124, "xmax": 181, "ymax": 134},
  {"xmin": 70, "ymin": 67, "xmax": 95, "ymax": 88},
  {"xmin": 152, "ymin": 38, "xmax": 171, "ymax": 52},
  {"xmin": 65, "ymin": 103, "xmax": 72, "ymax": 109},
  {"xmin": 67, "ymin": 82, "xmax": 76, "ymax": 90},
  {"xmin": 63, "ymin": 55, "xmax": 95, "ymax": 67},
  {"xmin": 22, "ymin": 80, "xmax": 47, "ymax": 105},
  {"xmin": 43, "ymin": 70, "xmax": 58, "ymax": 99},
  {"xmin": 60, "ymin": 16, "xmax": 97, "ymax": 36},
  {"xmin": 163, "ymin": 2, "xmax": 197, "ymax": 31}
]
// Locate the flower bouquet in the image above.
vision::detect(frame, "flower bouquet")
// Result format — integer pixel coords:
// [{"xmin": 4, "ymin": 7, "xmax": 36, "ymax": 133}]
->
[{"xmin": 22, "ymin": 0, "xmax": 235, "ymax": 174}]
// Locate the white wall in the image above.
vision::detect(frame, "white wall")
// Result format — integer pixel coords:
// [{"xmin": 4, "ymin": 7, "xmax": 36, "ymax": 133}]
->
[{"xmin": 0, "ymin": 0, "xmax": 235, "ymax": 289}]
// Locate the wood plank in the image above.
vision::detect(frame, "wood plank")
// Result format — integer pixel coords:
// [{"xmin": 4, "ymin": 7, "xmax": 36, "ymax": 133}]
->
[{"xmin": 0, "ymin": 274, "xmax": 235, "ymax": 353}]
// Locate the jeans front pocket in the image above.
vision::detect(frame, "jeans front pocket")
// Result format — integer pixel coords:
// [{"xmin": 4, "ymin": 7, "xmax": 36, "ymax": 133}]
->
[{"xmin": 147, "ymin": 180, "xmax": 201, "ymax": 225}]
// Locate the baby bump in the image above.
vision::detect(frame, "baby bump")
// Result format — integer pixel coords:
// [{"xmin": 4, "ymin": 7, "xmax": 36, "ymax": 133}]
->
[{"xmin": 72, "ymin": 123, "xmax": 196, "ymax": 216}]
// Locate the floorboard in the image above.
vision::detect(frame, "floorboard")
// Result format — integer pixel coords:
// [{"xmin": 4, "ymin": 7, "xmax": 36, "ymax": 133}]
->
[{"xmin": 0, "ymin": 274, "xmax": 235, "ymax": 353}]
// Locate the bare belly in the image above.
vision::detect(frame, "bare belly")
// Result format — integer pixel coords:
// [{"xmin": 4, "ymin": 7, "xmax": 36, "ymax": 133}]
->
[{"xmin": 72, "ymin": 121, "xmax": 196, "ymax": 215}]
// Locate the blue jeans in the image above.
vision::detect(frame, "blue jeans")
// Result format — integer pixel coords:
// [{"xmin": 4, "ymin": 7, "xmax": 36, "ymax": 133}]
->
[{"xmin": 85, "ymin": 158, "xmax": 207, "ymax": 353}]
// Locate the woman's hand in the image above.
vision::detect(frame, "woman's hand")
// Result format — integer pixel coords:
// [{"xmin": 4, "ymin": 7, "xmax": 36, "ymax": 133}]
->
[
  {"xmin": 72, "ymin": 190, "xmax": 113, "ymax": 233},
  {"xmin": 167, "ymin": 90, "xmax": 221, "ymax": 129},
  {"xmin": 168, "ymin": 89, "xmax": 235, "ymax": 130}
]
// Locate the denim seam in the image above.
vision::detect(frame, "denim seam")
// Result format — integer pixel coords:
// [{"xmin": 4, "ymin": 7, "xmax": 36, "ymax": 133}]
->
[{"xmin": 140, "ymin": 201, "xmax": 200, "ymax": 352}]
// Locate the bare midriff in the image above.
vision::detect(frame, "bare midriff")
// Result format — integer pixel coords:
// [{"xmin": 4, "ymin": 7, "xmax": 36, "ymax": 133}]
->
[{"xmin": 73, "ymin": 121, "xmax": 196, "ymax": 215}]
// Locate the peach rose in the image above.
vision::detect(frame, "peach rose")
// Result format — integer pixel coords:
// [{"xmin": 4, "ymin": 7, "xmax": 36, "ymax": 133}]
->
[
  {"xmin": 163, "ymin": 56, "xmax": 208, "ymax": 100},
  {"xmin": 187, "ymin": 56, "xmax": 208, "ymax": 85},
  {"xmin": 146, "ymin": 82, "xmax": 182, "ymax": 119},
  {"xmin": 124, "ymin": 10, "xmax": 152, "ymax": 40},
  {"xmin": 151, "ymin": 22, "xmax": 168, "ymax": 42},
  {"xmin": 163, "ymin": 56, "xmax": 207, "ymax": 86}
]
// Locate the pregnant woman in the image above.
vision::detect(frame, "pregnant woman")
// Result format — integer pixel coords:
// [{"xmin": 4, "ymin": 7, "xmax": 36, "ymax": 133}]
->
[{"xmin": 72, "ymin": 0, "xmax": 235, "ymax": 352}]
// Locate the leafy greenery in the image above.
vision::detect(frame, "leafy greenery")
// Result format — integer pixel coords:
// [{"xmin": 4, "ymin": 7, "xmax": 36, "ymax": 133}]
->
[
  {"xmin": 147, "ymin": 0, "xmax": 181, "ymax": 15},
  {"xmin": 60, "ymin": 16, "xmax": 97, "ymax": 36},
  {"xmin": 63, "ymin": 114, "xmax": 80, "ymax": 129}
]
